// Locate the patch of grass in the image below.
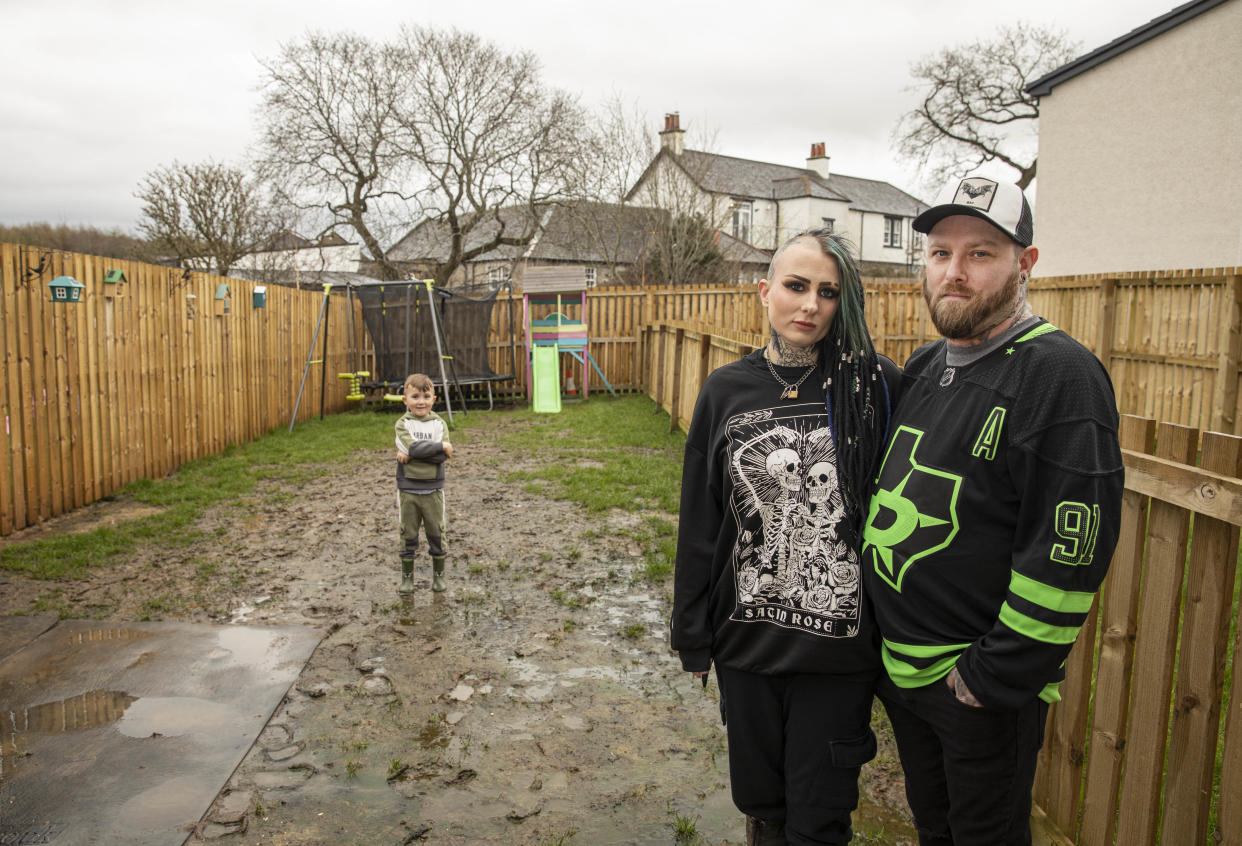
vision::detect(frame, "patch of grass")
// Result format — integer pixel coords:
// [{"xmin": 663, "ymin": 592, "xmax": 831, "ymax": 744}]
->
[
  {"xmin": 194, "ymin": 559, "xmax": 220, "ymax": 582},
  {"xmin": 30, "ymin": 589, "xmax": 73, "ymax": 618},
  {"xmin": 492, "ymin": 395, "xmax": 685, "ymax": 513},
  {"xmin": 550, "ymin": 588, "xmax": 586, "ymax": 610},
  {"xmin": 620, "ymin": 623, "xmax": 646, "ymax": 640},
  {"xmin": 634, "ymin": 516, "xmax": 679, "ymax": 583},
  {"xmin": 671, "ymin": 812, "xmax": 702, "ymax": 845},
  {"xmin": 0, "ymin": 411, "xmax": 391, "ymax": 582}
]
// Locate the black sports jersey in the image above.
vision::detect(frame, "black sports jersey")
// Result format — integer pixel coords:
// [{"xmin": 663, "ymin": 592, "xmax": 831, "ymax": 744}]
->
[
  {"xmin": 672, "ymin": 349, "xmax": 899, "ymax": 677},
  {"xmin": 862, "ymin": 320, "xmax": 1123, "ymax": 709}
]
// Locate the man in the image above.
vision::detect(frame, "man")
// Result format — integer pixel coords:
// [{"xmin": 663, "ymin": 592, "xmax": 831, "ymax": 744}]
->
[{"xmin": 861, "ymin": 175, "xmax": 1124, "ymax": 845}]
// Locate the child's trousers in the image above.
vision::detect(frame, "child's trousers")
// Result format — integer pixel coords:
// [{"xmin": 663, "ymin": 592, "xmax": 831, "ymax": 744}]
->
[{"xmin": 398, "ymin": 490, "xmax": 445, "ymax": 557}]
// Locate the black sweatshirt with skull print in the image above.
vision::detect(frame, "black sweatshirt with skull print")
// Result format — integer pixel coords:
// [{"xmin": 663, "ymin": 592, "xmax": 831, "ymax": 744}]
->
[{"xmin": 672, "ymin": 348, "xmax": 895, "ymax": 677}]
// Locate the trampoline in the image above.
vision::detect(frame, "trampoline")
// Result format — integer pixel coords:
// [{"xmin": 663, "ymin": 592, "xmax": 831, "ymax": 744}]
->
[{"xmin": 351, "ymin": 280, "xmax": 516, "ymax": 417}]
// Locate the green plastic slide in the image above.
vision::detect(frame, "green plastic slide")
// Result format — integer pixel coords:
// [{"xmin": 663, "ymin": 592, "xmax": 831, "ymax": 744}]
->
[{"xmin": 531, "ymin": 344, "xmax": 562, "ymax": 413}]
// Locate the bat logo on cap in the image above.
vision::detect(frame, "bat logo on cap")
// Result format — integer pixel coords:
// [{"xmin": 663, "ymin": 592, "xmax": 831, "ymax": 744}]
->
[{"xmin": 953, "ymin": 177, "xmax": 997, "ymax": 210}]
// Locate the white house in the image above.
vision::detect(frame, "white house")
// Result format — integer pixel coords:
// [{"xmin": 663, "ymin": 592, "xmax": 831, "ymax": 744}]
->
[
  {"xmin": 229, "ymin": 231, "xmax": 362, "ymax": 275},
  {"xmin": 1026, "ymin": 0, "xmax": 1242, "ymax": 275},
  {"xmin": 626, "ymin": 113, "xmax": 927, "ymax": 275}
]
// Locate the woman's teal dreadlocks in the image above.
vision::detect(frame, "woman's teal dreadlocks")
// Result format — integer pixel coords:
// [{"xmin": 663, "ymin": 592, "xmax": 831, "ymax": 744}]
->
[{"xmin": 793, "ymin": 229, "xmax": 891, "ymax": 543}]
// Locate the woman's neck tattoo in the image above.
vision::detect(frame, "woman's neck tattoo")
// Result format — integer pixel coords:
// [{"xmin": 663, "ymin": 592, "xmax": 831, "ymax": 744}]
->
[{"xmin": 769, "ymin": 331, "xmax": 819, "ymax": 366}]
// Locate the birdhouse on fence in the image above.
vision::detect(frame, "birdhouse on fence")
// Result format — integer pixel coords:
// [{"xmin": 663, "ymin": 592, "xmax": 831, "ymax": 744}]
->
[
  {"xmin": 47, "ymin": 275, "xmax": 85, "ymax": 303},
  {"xmin": 103, "ymin": 269, "xmax": 127, "ymax": 297},
  {"xmin": 253, "ymin": 285, "xmax": 267, "ymax": 309},
  {"xmin": 214, "ymin": 282, "xmax": 231, "ymax": 315}
]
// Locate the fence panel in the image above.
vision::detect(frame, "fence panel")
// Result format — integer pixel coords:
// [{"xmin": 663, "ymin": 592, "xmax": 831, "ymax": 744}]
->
[
  {"xmin": 1076, "ymin": 416, "xmax": 1156, "ymax": 846},
  {"xmin": 0, "ymin": 244, "xmax": 361, "ymax": 537}
]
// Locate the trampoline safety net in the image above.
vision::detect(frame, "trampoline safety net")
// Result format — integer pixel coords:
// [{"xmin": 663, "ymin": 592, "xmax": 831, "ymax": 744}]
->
[{"xmin": 354, "ymin": 282, "xmax": 513, "ymax": 390}]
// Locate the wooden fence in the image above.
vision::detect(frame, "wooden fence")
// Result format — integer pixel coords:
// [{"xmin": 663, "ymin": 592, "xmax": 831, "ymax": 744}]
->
[
  {"xmin": 641, "ymin": 320, "xmax": 1242, "ymax": 845},
  {"xmin": 0, "ymin": 243, "xmax": 359, "ymax": 537},
  {"xmin": 1031, "ymin": 413, "xmax": 1242, "ymax": 846},
  {"xmin": 5, "ymin": 248, "xmax": 1241, "ymax": 537},
  {"xmin": 497, "ymin": 267, "xmax": 1242, "ymax": 436}
]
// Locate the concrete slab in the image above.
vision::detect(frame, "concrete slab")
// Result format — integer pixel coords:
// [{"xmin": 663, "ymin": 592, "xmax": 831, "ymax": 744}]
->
[
  {"xmin": 0, "ymin": 616, "xmax": 58, "ymax": 663},
  {"xmin": 0, "ymin": 619, "xmax": 322, "ymax": 846}
]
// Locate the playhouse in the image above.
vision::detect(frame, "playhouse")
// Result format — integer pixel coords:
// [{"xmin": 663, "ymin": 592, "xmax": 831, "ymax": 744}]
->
[{"xmin": 521, "ymin": 267, "xmax": 614, "ymax": 413}]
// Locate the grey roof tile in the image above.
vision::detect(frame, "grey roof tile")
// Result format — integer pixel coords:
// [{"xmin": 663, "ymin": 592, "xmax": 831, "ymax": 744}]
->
[{"xmin": 669, "ymin": 149, "xmax": 927, "ymax": 216}]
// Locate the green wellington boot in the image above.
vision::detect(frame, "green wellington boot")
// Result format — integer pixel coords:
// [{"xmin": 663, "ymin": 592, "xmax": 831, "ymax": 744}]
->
[
  {"xmin": 398, "ymin": 558, "xmax": 415, "ymax": 594},
  {"xmin": 431, "ymin": 556, "xmax": 447, "ymax": 592}
]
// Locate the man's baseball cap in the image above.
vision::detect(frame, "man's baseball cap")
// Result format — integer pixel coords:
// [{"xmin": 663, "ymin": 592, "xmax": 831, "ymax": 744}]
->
[{"xmin": 912, "ymin": 175, "xmax": 1033, "ymax": 247}]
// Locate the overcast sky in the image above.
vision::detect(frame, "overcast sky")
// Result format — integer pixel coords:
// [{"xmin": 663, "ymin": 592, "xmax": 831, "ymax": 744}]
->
[{"xmin": 2, "ymin": 0, "xmax": 1180, "ymax": 234}]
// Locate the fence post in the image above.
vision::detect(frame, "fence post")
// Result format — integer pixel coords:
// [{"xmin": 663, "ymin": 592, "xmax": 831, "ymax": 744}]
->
[
  {"xmin": 696, "ymin": 331, "xmax": 711, "ymax": 420},
  {"xmin": 655, "ymin": 323, "xmax": 667, "ymax": 415},
  {"xmin": 1096, "ymin": 277, "xmax": 1117, "ymax": 371},
  {"xmin": 669, "ymin": 326, "xmax": 685, "ymax": 433},
  {"xmin": 1211, "ymin": 274, "xmax": 1242, "ymax": 433}
]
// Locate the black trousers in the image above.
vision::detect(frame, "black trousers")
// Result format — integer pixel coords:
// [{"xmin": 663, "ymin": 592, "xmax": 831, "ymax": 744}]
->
[
  {"xmin": 715, "ymin": 665, "xmax": 877, "ymax": 846},
  {"xmin": 877, "ymin": 674, "xmax": 1049, "ymax": 846}
]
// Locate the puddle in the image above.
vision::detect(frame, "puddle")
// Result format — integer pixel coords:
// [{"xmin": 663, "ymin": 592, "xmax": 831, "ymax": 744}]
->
[
  {"xmin": 116, "ymin": 696, "xmax": 244, "ymax": 739},
  {"xmin": 2, "ymin": 691, "xmax": 138, "ymax": 782},
  {"xmin": 417, "ymin": 722, "xmax": 451, "ymax": 750},
  {"xmin": 65, "ymin": 627, "xmax": 155, "ymax": 647},
  {"xmin": 209, "ymin": 627, "xmax": 295, "ymax": 676}
]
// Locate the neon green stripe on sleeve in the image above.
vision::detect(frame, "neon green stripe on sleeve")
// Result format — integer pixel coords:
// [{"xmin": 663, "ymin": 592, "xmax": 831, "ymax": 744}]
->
[
  {"xmin": 1009, "ymin": 571, "xmax": 1096, "ymax": 614},
  {"xmin": 998, "ymin": 602, "xmax": 1083, "ymax": 644},
  {"xmin": 881, "ymin": 639, "xmax": 969, "ymax": 688}
]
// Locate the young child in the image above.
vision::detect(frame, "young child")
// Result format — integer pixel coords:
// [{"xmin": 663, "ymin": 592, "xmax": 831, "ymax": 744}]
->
[{"xmin": 394, "ymin": 373, "xmax": 453, "ymax": 593}]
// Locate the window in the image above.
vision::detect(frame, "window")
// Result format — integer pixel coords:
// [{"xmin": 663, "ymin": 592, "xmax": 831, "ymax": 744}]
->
[
  {"xmin": 488, "ymin": 266, "xmax": 510, "ymax": 285},
  {"xmin": 584, "ymin": 267, "xmax": 597, "ymax": 288},
  {"xmin": 731, "ymin": 201, "xmax": 753, "ymax": 244},
  {"xmin": 883, "ymin": 216, "xmax": 902, "ymax": 248},
  {"xmin": 821, "ymin": 218, "xmax": 835, "ymax": 233}
]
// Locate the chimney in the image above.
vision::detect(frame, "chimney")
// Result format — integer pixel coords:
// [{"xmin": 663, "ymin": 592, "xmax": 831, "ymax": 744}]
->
[
  {"xmin": 806, "ymin": 142, "xmax": 830, "ymax": 179},
  {"xmin": 660, "ymin": 112, "xmax": 685, "ymax": 156}
]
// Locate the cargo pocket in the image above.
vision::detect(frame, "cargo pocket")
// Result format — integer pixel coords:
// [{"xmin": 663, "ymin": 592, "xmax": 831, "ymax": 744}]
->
[{"xmin": 828, "ymin": 729, "xmax": 877, "ymax": 768}]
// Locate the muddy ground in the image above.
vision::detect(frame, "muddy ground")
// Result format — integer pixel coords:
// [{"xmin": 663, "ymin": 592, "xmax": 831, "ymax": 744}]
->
[{"xmin": 0, "ymin": 408, "xmax": 916, "ymax": 845}]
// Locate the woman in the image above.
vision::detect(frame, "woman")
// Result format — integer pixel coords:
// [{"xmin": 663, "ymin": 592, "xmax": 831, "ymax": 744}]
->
[{"xmin": 671, "ymin": 230, "xmax": 900, "ymax": 846}]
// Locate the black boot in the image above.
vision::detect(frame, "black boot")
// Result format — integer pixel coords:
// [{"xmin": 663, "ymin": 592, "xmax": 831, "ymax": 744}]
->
[{"xmin": 746, "ymin": 815, "xmax": 787, "ymax": 846}]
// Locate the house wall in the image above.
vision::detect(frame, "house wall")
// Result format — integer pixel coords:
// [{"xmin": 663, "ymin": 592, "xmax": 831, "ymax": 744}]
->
[
  {"xmin": 232, "ymin": 243, "xmax": 361, "ymax": 274},
  {"xmin": 1033, "ymin": 0, "xmax": 1242, "ymax": 275},
  {"xmin": 853, "ymin": 210, "xmax": 918, "ymax": 268},
  {"xmin": 748, "ymin": 198, "xmax": 780, "ymax": 250},
  {"xmin": 774, "ymin": 197, "xmax": 850, "ymax": 246}
]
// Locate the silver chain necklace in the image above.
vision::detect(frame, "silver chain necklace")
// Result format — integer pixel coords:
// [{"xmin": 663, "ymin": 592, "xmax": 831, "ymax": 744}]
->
[{"xmin": 764, "ymin": 352, "xmax": 816, "ymax": 400}]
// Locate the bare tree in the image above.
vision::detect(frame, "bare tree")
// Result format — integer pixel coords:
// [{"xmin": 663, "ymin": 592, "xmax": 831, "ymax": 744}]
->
[
  {"xmin": 255, "ymin": 32, "xmax": 410, "ymax": 280},
  {"xmin": 626, "ymin": 119, "xmax": 731, "ymax": 286},
  {"xmin": 255, "ymin": 27, "xmax": 588, "ymax": 285},
  {"xmin": 134, "ymin": 160, "xmax": 272, "ymax": 276},
  {"xmin": 893, "ymin": 23, "xmax": 1080, "ymax": 190},
  {"xmin": 392, "ymin": 26, "xmax": 587, "ymax": 287},
  {"xmin": 554, "ymin": 96, "xmax": 660, "ymax": 285}
]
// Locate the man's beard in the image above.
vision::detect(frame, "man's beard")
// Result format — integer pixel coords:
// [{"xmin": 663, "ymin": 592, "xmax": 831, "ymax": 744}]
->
[{"xmin": 923, "ymin": 265, "xmax": 1023, "ymax": 340}]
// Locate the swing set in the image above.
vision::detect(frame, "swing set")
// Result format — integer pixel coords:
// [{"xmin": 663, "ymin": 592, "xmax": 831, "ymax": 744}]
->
[{"xmin": 289, "ymin": 278, "xmax": 518, "ymax": 428}]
